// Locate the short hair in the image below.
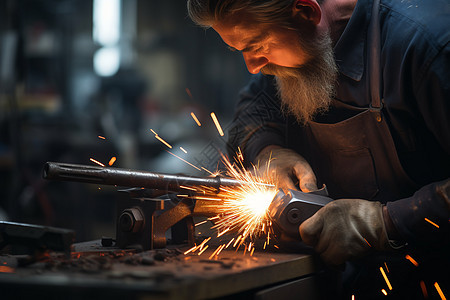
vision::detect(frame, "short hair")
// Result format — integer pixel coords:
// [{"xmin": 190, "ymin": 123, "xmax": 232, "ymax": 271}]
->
[{"xmin": 187, "ymin": 0, "xmax": 295, "ymax": 29}]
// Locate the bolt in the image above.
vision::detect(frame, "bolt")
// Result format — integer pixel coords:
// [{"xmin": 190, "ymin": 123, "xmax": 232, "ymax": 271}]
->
[
  {"xmin": 287, "ymin": 208, "xmax": 301, "ymax": 224},
  {"xmin": 119, "ymin": 207, "xmax": 144, "ymax": 233}
]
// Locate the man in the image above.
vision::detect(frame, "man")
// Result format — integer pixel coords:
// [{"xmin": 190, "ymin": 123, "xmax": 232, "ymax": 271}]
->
[{"xmin": 187, "ymin": 0, "xmax": 450, "ymax": 298}]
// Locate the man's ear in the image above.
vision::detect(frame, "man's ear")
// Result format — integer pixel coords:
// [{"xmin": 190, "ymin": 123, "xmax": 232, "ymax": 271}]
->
[{"xmin": 292, "ymin": 0, "xmax": 321, "ymax": 25}]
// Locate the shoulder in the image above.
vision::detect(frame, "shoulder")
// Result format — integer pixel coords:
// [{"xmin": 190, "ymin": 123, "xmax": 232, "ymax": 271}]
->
[{"xmin": 381, "ymin": 0, "xmax": 450, "ymax": 49}]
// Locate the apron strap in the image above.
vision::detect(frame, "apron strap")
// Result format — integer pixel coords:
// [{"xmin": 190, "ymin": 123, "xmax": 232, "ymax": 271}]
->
[{"xmin": 368, "ymin": 0, "xmax": 383, "ymax": 122}]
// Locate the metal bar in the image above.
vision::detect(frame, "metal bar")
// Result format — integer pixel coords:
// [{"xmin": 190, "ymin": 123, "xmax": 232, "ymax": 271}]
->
[{"xmin": 43, "ymin": 162, "xmax": 273, "ymax": 192}]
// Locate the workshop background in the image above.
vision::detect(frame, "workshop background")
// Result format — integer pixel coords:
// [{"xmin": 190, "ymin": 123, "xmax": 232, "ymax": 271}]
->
[{"xmin": 0, "ymin": 0, "xmax": 250, "ymax": 242}]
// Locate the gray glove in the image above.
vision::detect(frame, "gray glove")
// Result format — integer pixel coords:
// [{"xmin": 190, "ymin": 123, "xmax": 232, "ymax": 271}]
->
[
  {"xmin": 299, "ymin": 199, "xmax": 391, "ymax": 266},
  {"xmin": 255, "ymin": 146, "xmax": 318, "ymax": 192}
]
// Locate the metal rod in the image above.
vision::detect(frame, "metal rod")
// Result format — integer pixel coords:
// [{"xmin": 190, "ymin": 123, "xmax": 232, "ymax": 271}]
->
[{"xmin": 43, "ymin": 162, "xmax": 272, "ymax": 192}]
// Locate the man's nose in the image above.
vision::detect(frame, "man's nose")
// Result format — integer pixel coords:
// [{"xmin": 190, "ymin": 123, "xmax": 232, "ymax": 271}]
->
[{"xmin": 242, "ymin": 52, "xmax": 269, "ymax": 74}]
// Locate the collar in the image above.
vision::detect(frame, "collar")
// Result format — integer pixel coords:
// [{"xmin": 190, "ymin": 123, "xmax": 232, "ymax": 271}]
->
[{"xmin": 333, "ymin": 0, "xmax": 373, "ymax": 82}]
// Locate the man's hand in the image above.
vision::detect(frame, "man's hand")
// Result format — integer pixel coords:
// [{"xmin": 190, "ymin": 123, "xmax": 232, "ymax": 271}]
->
[
  {"xmin": 299, "ymin": 199, "xmax": 391, "ymax": 266},
  {"xmin": 255, "ymin": 146, "xmax": 318, "ymax": 192}
]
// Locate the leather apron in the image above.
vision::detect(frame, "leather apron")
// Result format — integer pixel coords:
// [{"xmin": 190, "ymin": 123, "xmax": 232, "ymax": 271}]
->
[{"xmin": 289, "ymin": 0, "xmax": 418, "ymax": 203}]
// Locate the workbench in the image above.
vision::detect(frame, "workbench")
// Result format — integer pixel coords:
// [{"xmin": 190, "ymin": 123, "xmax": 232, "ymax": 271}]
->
[{"xmin": 0, "ymin": 239, "xmax": 337, "ymax": 300}]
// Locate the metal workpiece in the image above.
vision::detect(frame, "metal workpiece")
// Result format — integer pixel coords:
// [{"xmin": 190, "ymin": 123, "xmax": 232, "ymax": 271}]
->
[
  {"xmin": 43, "ymin": 161, "xmax": 272, "ymax": 193},
  {"xmin": 0, "ymin": 221, "xmax": 75, "ymax": 255},
  {"xmin": 268, "ymin": 189, "xmax": 333, "ymax": 241}
]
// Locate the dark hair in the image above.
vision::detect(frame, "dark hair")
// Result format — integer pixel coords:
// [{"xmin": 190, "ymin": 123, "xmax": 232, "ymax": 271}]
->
[{"xmin": 187, "ymin": 0, "xmax": 295, "ymax": 28}]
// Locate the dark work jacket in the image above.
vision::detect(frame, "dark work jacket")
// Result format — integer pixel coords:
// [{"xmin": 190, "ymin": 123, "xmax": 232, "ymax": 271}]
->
[{"xmin": 227, "ymin": 0, "xmax": 450, "ymax": 249}]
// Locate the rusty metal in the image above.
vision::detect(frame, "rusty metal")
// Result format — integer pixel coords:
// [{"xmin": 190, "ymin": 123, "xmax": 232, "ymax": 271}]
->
[
  {"xmin": 0, "ymin": 221, "xmax": 75, "ymax": 255},
  {"xmin": 43, "ymin": 161, "xmax": 273, "ymax": 193}
]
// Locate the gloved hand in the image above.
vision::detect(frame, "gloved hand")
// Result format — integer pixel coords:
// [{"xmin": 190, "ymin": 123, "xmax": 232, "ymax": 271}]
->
[
  {"xmin": 255, "ymin": 146, "xmax": 318, "ymax": 192},
  {"xmin": 299, "ymin": 199, "xmax": 391, "ymax": 266}
]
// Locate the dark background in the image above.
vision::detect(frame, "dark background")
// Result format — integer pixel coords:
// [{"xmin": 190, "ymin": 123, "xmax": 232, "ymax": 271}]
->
[{"xmin": 0, "ymin": 0, "xmax": 250, "ymax": 241}]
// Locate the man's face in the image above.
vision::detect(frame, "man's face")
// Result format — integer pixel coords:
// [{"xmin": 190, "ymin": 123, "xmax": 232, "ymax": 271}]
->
[
  {"xmin": 213, "ymin": 12, "xmax": 338, "ymax": 123},
  {"xmin": 213, "ymin": 15, "xmax": 310, "ymax": 74}
]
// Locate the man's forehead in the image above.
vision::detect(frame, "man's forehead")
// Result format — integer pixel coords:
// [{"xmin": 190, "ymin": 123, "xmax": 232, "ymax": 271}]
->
[{"xmin": 213, "ymin": 13, "xmax": 270, "ymax": 48}]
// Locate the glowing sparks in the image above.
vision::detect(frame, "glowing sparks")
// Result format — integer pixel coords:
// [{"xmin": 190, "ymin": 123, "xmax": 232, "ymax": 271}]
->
[
  {"xmin": 166, "ymin": 151, "xmax": 201, "ymax": 171},
  {"xmin": 435, "ymin": 282, "xmax": 447, "ymax": 300},
  {"xmin": 150, "ymin": 129, "xmax": 172, "ymax": 149},
  {"xmin": 210, "ymin": 112, "xmax": 224, "ymax": 136},
  {"xmin": 380, "ymin": 267, "xmax": 393, "ymax": 290},
  {"xmin": 381, "ymin": 289, "xmax": 388, "ymax": 296},
  {"xmin": 181, "ymin": 152, "xmax": 277, "ymax": 260},
  {"xmin": 424, "ymin": 218, "xmax": 440, "ymax": 228},
  {"xmin": 195, "ymin": 220, "xmax": 208, "ymax": 227},
  {"xmin": 108, "ymin": 156, "xmax": 117, "ymax": 166},
  {"xmin": 185, "ymin": 88, "xmax": 193, "ymax": 99},
  {"xmin": 405, "ymin": 254, "xmax": 419, "ymax": 267},
  {"xmin": 98, "ymin": 135, "xmax": 106, "ymax": 140},
  {"xmin": 420, "ymin": 281, "xmax": 428, "ymax": 298},
  {"xmin": 180, "ymin": 147, "xmax": 188, "ymax": 153},
  {"xmin": 191, "ymin": 112, "xmax": 202, "ymax": 127},
  {"xmin": 90, "ymin": 158, "xmax": 105, "ymax": 167}
]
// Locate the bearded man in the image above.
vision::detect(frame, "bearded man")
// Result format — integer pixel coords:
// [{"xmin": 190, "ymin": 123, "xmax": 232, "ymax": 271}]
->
[{"xmin": 187, "ymin": 0, "xmax": 450, "ymax": 298}]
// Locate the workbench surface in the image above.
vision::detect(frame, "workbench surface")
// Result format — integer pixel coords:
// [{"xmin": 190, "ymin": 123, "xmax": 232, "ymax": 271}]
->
[{"xmin": 0, "ymin": 240, "xmax": 322, "ymax": 300}]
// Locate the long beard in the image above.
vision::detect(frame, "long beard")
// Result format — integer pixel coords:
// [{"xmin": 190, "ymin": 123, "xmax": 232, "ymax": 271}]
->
[{"xmin": 261, "ymin": 32, "xmax": 337, "ymax": 124}]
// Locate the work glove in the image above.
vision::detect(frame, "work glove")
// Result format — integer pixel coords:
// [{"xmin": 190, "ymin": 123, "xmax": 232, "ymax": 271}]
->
[
  {"xmin": 255, "ymin": 146, "xmax": 318, "ymax": 192},
  {"xmin": 299, "ymin": 199, "xmax": 391, "ymax": 266}
]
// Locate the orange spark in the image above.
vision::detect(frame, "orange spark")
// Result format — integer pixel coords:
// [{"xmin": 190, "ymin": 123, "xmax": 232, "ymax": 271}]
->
[
  {"xmin": 198, "ymin": 245, "xmax": 209, "ymax": 255},
  {"xmin": 351, "ymin": 295, "xmax": 355, "ymax": 300},
  {"xmin": 195, "ymin": 220, "xmax": 208, "ymax": 227},
  {"xmin": 405, "ymin": 255, "xmax": 419, "ymax": 267},
  {"xmin": 98, "ymin": 135, "xmax": 106, "ymax": 140},
  {"xmin": 381, "ymin": 289, "xmax": 388, "ymax": 296},
  {"xmin": 425, "ymin": 218, "xmax": 440, "ymax": 228},
  {"xmin": 184, "ymin": 245, "xmax": 197, "ymax": 255},
  {"xmin": 363, "ymin": 238, "xmax": 372, "ymax": 247},
  {"xmin": 180, "ymin": 147, "xmax": 188, "ymax": 153},
  {"xmin": 166, "ymin": 151, "xmax": 201, "ymax": 171},
  {"xmin": 225, "ymin": 238, "xmax": 235, "ymax": 249},
  {"xmin": 150, "ymin": 129, "xmax": 172, "ymax": 149},
  {"xmin": 420, "ymin": 281, "xmax": 428, "ymax": 298},
  {"xmin": 179, "ymin": 185, "xmax": 197, "ymax": 191},
  {"xmin": 0, "ymin": 266, "xmax": 14, "ymax": 273},
  {"xmin": 201, "ymin": 167, "xmax": 214, "ymax": 175},
  {"xmin": 108, "ymin": 156, "xmax": 117, "ymax": 166},
  {"xmin": 191, "ymin": 112, "xmax": 202, "ymax": 126},
  {"xmin": 90, "ymin": 158, "xmax": 105, "ymax": 167},
  {"xmin": 210, "ymin": 112, "xmax": 224, "ymax": 136},
  {"xmin": 185, "ymin": 88, "xmax": 193, "ymax": 99},
  {"xmin": 384, "ymin": 262, "xmax": 389, "ymax": 273},
  {"xmin": 380, "ymin": 267, "xmax": 393, "ymax": 290},
  {"xmin": 435, "ymin": 282, "xmax": 447, "ymax": 300}
]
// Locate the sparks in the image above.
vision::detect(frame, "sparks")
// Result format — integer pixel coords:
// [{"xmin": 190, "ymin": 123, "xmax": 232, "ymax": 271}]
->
[
  {"xmin": 98, "ymin": 135, "xmax": 106, "ymax": 140},
  {"xmin": 420, "ymin": 281, "xmax": 428, "ymax": 298},
  {"xmin": 150, "ymin": 129, "xmax": 172, "ymax": 149},
  {"xmin": 380, "ymin": 267, "xmax": 393, "ymax": 290},
  {"xmin": 180, "ymin": 147, "xmax": 188, "ymax": 153},
  {"xmin": 405, "ymin": 254, "xmax": 419, "ymax": 267},
  {"xmin": 185, "ymin": 88, "xmax": 193, "ymax": 99},
  {"xmin": 210, "ymin": 112, "xmax": 224, "ymax": 136},
  {"xmin": 108, "ymin": 156, "xmax": 117, "ymax": 166},
  {"xmin": 166, "ymin": 150, "xmax": 201, "ymax": 171},
  {"xmin": 381, "ymin": 289, "xmax": 388, "ymax": 296},
  {"xmin": 191, "ymin": 112, "xmax": 202, "ymax": 126},
  {"xmin": 424, "ymin": 218, "xmax": 440, "ymax": 228},
  {"xmin": 90, "ymin": 158, "xmax": 105, "ymax": 167},
  {"xmin": 435, "ymin": 282, "xmax": 447, "ymax": 300}
]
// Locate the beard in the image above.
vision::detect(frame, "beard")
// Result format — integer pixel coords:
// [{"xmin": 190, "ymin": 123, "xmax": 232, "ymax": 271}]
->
[{"xmin": 261, "ymin": 29, "xmax": 337, "ymax": 124}]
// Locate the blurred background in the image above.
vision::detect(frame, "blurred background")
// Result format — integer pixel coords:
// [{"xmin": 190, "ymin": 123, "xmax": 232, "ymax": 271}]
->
[{"xmin": 0, "ymin": 0, "xmax": 250, "ymax": 241}]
